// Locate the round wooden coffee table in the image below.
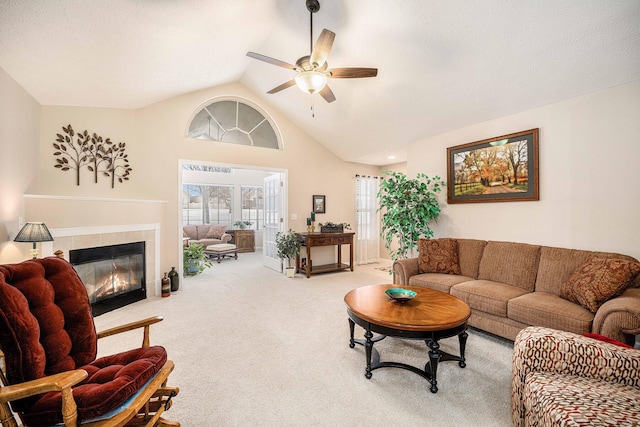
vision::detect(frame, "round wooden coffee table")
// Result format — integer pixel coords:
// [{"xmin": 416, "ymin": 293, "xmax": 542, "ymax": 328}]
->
[{"xmin": 344, "ymin": 284, "xmax": 471, "ymax": 393}]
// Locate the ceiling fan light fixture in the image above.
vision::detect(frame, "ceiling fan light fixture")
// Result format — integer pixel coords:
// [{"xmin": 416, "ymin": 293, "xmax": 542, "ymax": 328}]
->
[
  {"xmin": 246, "ymin": 0, "xmax": 376, "ymax": 104},
  {"xmin": 295, "ymin": 70, "xmax": 327, "ymax": 94}
]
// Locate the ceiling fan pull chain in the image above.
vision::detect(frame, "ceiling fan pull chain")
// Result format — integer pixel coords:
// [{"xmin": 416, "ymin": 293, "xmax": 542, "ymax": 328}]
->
[{"xmin": 311, "ymin": 94, "xmax": 315, "ymax": 118}]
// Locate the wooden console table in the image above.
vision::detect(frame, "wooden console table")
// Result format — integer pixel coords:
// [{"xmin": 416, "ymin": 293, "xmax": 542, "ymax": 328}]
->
[
  {"xmin": 227, "ymin": 229, "xmax": 255, "ymax": 253},
  {"xmin": 296, "ymin": 232, "xmax": 355, "ymax": 278}
]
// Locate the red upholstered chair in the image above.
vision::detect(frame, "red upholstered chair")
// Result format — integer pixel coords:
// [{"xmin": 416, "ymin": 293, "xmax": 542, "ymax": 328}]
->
[{"xmin": 0, "ymin": 257, "xmax": 179, "ymax": 426}]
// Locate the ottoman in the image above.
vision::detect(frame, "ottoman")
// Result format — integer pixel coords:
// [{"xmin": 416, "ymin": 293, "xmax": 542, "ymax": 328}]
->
[{"xmin": 205, "ymin": 243, "xmax": 238, "ymax": 263}]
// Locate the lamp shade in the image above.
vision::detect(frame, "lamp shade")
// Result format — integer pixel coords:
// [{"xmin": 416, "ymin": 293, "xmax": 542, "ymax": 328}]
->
[
  {"xmin": 295, "ymin": 71, "xmax": 328, "ymax": 94},
  {"xmin": 14, "ymin": 222, "xmax": 54, "ymax": 243}
]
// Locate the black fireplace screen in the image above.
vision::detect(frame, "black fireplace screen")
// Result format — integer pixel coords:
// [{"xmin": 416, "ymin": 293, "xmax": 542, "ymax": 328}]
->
[{"xmin": 70, "ymin": 242, "xmax": 146, "ymax": 316}]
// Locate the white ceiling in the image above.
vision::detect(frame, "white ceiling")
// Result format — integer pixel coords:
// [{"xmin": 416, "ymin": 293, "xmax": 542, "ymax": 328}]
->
[{"xmin": 1, "ymin": 0, "xmax": 639, "ymax": 165}]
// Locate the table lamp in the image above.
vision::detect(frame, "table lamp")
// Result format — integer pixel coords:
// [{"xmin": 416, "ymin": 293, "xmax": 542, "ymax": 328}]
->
[{"xmin": 14, "ymin": 222, "xmax": 54, "ymax": 259}]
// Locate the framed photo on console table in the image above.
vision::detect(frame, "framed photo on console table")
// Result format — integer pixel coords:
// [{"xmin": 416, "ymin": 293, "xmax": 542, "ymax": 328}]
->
[{"xmin": 447, "ymin": 128, "xmax": 539, "ymax": 204}]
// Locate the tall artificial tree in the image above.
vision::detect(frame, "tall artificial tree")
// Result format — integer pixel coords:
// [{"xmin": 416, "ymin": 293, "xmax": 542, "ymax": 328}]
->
[{"xmin": 378, "ymin": 171, "xmax": 445, "ymax": 260}]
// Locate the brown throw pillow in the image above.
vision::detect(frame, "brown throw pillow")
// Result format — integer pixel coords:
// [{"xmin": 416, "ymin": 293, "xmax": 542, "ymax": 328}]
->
[
  {"xmin": 205, "ymin": 224, "xmax": 226, "ymax": 239},
  {"xmin": 560, "ymin": 257, "xmax": 640, "ymax": 313},
  {"xmin": 418, "ymin": 238, "xmax": 461, "ymax": 275}
]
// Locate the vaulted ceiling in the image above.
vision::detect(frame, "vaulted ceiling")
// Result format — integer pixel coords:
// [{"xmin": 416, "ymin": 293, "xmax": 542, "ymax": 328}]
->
[{"xmin": 1, "ymin": 1, "xmax": 639, "ymax": 165}]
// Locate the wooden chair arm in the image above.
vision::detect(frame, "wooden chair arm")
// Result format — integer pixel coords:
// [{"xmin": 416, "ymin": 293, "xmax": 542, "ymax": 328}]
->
[
  {"xmin": 97, "ymin": 316, "xmax": 163, "ymax": 348},
  {"xmin": 0, "ymin": 370, "xmax": 87, "ymax": 427},
  {"xmin": 0, "ymin": 369, "xmax": 87, "ymax": 402}
]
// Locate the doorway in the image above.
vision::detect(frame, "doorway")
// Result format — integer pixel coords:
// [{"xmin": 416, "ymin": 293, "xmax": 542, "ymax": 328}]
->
[{"xmin": 178, "ymin": 160, "xmax": 287, "ymax": 273}]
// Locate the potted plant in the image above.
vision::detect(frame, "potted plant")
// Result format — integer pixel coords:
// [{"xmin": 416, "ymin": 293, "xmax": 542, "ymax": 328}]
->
[
  {"xmin": 378, "ymin": 171, "xmax": 445, "ymax": 261},
  {"xmin": 183, "ymin": 243, "xmax": 213, "ymax": 276},
  {"xmin": 275, "ymin": 229, "xmax": 301, "ymax": 277},
  {"xmin": 233, "ymin": 220, "xmax": 252, "ymax": 229}
]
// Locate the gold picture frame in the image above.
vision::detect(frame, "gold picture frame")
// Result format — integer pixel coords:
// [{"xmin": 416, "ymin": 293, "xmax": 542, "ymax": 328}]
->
[{"xmin": 447, "ymin": 128, "xmax": 539, "ymax": 204}]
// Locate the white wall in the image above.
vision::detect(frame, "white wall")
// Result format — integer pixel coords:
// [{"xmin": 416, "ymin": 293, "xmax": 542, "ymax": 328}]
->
[
  {"xmin": 0, "ymin": 67, "xmax": 40, "ymax": 262},
  {"xmin": 7, "ymin": 65, "xmax": 637, "ymax": 266},
  {"xmin": 408, "ymin": 80, "xmax": 640, "ymax": 260},
  {"xmin": 14, "ymin": 81, "xmax": 380, "ymax": 270}
]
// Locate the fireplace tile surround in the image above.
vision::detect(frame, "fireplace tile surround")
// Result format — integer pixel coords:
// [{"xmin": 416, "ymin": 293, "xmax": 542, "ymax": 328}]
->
[{"xmin": 41, "ymin": 224, "xmax": 161, "ymax": 297}]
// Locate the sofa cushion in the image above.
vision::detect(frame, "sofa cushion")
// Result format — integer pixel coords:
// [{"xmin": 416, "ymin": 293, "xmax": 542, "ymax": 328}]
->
[
  {"xmin": 478, "ymin": 241, "xmax": 541, "ymax": 291},
  {"xmin": 205, "ymin": 224, "xmax": 226, "ymax": 239},
  {"xmin": 508, "ymin": 292, "xmax": 594, "ymax": 335},
  {"xmin": 450, "ymin": 280, "xmax": 529, "ymax": 317},
  {"xmin": 560, "ymin": 257, "xmax": 640, "ymax": 313},
  {"xmin": 418, "ymin": 238, "xmax": 461, "ymax": 275},
  {"xmin": 536, "ymin": 247, "xmax": 640, "ymax": 295},
  {"xmin": 457, "ymin": 239, "xmax": 487, "ymax": 279},
  {"xmin": 408, "ymin": 273, "xmax": 474, "ymax": 294},
  {"xmin": 183, "ymin": 225, "xmax": 198, "ymax": 240}
]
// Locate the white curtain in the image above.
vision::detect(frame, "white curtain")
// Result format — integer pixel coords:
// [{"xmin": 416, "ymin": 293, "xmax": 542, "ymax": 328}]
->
[{"xmin": 355, "ymin": 175, "xmax": 380, "ymax": 265}]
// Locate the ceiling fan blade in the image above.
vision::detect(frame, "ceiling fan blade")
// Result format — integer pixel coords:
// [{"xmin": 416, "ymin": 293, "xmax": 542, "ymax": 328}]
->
[
  {"xmin": 267, "ymin": 80, "xmax": 297, "ymax": 94},
  {"xmin": 329, "ymin": 68, "xmax": 378, "ymax": 78},
  {"xmin": 247, "ymin": 52, "xmax": 297, "ymax": 71},
  {"xmin": 319, "ymin": 84, "xmax": 336, "ymax": 103},
  {"xmin": 310, "ymin": 29, "xmax": 335, "ymax": 67}
]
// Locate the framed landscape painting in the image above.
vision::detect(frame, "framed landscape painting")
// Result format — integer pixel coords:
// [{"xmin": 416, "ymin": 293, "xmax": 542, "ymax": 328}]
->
[{"xmin": 447, "ymin": 128, "xmax": 539, "ymax": 204}]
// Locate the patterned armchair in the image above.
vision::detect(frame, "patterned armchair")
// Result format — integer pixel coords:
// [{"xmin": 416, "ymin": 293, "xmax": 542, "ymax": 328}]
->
[{"xmin": 512, "ymin": 326, "xmax": 640, "ymax": 426}]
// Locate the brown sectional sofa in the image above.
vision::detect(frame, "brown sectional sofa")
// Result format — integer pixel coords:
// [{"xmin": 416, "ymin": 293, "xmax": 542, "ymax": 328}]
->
[
  {"xmin": 183, "ymin": 224, "xmax": 231, "ymax": 248},
  {"xmin": 393, "ymin": 239, "xmax": 640, "ymax": 345}
]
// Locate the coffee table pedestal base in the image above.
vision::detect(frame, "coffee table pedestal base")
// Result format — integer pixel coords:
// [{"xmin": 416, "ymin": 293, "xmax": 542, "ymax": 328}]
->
[{"xmin": 348, "ymin": 317, "xmax": 468, "ymax": 393}]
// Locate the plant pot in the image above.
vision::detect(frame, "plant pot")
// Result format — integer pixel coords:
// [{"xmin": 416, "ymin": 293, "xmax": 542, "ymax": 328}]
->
[
  {"xmin": 185, "ymin": 260, "xmax": 200, "ymax": 276},
  {"xmin": 285, "ymin": 267, "xmax": 296, "ymax": 278},
  {"xmin": 183, "ymin": 243, "xmax": 213, "ymax": 276}
]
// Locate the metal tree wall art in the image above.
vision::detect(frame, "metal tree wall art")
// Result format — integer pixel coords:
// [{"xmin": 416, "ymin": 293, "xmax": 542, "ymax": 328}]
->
[
  {"xmin": 53, "ymin": 125, "xmax": 91, "ymax": 185},
  {"xmin": 87, "ymin": 133, "xmax": 111, "ymax": 183},
  {"xmin": 104, "ymin": 139, "xmax": 132, "ymax": 188},
  {"xmin": 53, "ymin": 124, "xmax": 132, "ymax": 188}
]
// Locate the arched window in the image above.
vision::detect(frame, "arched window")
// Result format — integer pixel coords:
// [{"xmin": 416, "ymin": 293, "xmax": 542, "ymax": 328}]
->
[{"xmin": 187, "ymin": 98, "xmax": 281, "ymax": 150}]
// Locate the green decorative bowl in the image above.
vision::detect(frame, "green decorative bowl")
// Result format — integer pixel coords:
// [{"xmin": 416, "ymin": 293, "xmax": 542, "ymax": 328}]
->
[{"xmin": 385, "ymin": 287, "xmax": 417, "ymax": 303}]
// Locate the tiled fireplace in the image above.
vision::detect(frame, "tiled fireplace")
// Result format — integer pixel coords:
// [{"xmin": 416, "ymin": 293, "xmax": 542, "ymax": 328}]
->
[
  {"xmin": 41, "ymin": 224, "xmax": 161, "ymax": 310},
  {"xmin": 70, "ymin": 241, "xmax": 146, "ymax": 316}
]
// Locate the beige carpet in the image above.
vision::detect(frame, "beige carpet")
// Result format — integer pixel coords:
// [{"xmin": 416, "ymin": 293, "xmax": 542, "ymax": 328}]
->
[{"xmin": 94, "ymin": 252, "xmax": 513, "ymax": 426}]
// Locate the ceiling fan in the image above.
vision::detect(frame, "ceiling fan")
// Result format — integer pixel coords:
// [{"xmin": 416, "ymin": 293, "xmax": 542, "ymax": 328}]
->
[{"xmin": 246, "ymin": 0, "xmax": 378, "ymax": 103}]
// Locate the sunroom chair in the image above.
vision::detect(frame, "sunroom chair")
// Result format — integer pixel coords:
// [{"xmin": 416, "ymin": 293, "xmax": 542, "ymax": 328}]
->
[
  {"xmin": 512, "ymin": 326, "xmax": 640, "ymax": 427},
  {"xmin": 0, "ymin": 257, "xmax": 179, "ymax": 426}
]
